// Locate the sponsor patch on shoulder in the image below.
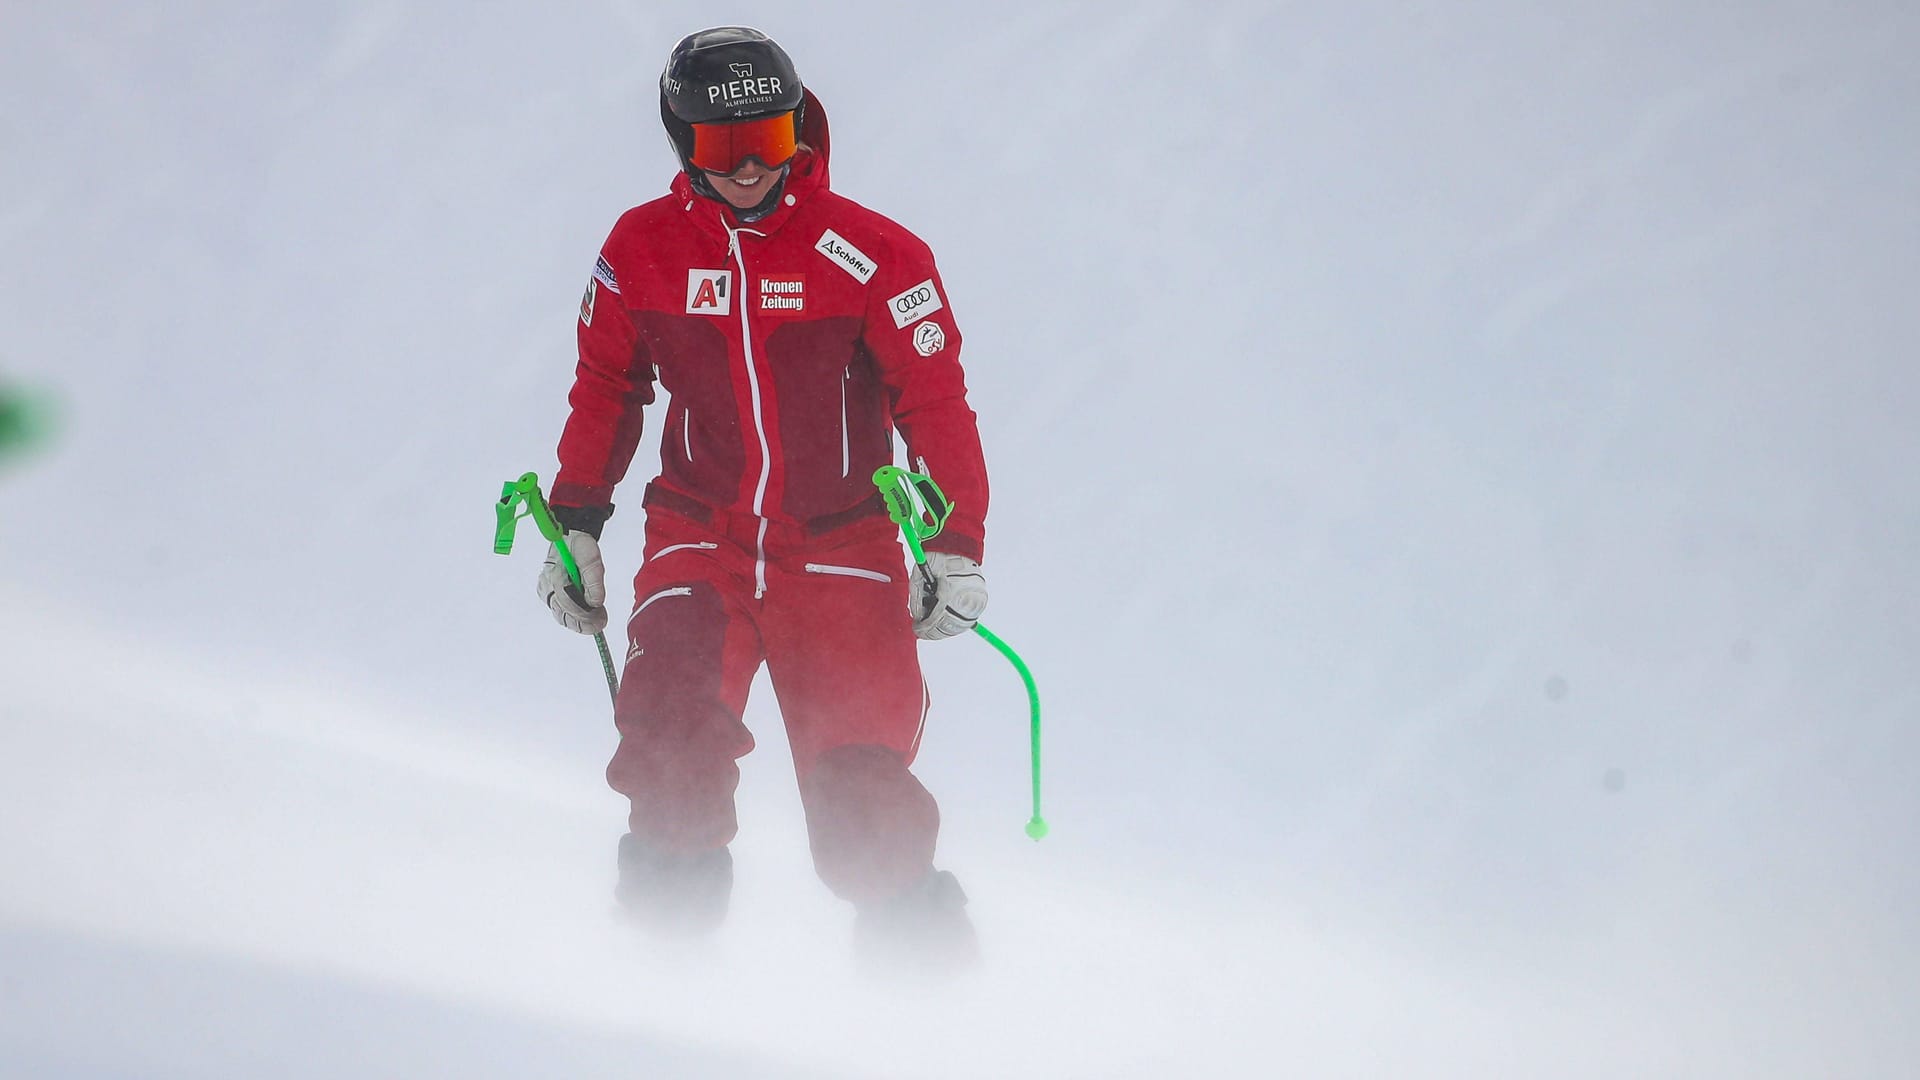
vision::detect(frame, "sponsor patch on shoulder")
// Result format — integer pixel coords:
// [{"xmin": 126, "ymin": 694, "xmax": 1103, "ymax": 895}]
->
[
  {"xmin": 580, "ymin": 278, "xmax": 596, "ymax": 326},
  {"xmin": 912, "ymin": 320, "xmax": 946, "ymax": 356},
  {"xmin": 815, "ymin": 229, "xmax": 877, "ymax": 284},
  {"xmin": 888, "ymin": 278, "xmax": 944, "ymax": 330},
  {"xmin": 593, "ymin": 255, "xmax": 621, "ymax": 294},
  {"xmin": 686, "ymin": 269, "xmax": 732, "ymax": 315}
]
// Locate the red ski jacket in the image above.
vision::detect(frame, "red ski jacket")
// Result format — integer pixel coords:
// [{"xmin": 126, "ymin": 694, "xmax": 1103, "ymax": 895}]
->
[{"xmin": 553, "ymin": 89, "xmax": 988, "ymax": 570}]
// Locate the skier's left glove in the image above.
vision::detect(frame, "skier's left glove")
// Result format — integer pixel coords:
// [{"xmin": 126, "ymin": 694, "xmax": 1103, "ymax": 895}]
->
[
  {"xmin": 911, "ymin": 552, "xmax": 988, "ymax": 640},
  {"xmin": 536, "ymin": 531, "xmax": 608, "ymax": 635}
]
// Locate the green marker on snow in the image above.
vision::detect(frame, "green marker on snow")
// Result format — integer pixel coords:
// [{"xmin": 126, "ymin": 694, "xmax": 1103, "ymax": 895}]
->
[
  {"xmin": 494, "ymin": 471, "xmax": 620, "ymax": 706},
  {"xmin": 875, "ymin": 465, "xmax": 1048, "ymax": 841}
]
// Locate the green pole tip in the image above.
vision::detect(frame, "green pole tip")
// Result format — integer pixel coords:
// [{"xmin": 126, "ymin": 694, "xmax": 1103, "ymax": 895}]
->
[
  {"xmin": 1025, "ymin": 819, "xmax": 1049, "ymax": 841},
  {"xmin": 0, "ymin": 388, "xmax": 57, "ymax": 453}
]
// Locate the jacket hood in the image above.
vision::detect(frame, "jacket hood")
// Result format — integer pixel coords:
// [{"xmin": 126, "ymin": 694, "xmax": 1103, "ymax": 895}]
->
[{"xmin": 796, "ymin": 86, "xmax": 831, "ymax": 185}]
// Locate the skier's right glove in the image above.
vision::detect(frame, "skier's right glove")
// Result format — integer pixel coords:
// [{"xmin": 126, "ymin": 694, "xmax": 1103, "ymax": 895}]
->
[{"xmin": 536, "ymin": 531, "xmax": 608, "ymax": 634}]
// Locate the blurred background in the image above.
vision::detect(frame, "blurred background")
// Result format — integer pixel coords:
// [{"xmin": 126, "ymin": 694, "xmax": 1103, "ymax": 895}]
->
[{"xmin": 3, "ymin": 2, "xmax": 1916, "ymax": 1076}]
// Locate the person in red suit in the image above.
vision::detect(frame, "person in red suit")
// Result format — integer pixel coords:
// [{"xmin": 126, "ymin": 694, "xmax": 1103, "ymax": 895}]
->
[{"xmin": 538, "ymin": 26, "xmax": 989, "ymax": 968}]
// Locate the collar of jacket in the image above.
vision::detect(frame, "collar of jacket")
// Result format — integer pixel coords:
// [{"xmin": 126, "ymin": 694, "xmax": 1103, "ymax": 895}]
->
[{"xmin": 672, "ymin": 86, "xmax": 833, "ymax": 240}]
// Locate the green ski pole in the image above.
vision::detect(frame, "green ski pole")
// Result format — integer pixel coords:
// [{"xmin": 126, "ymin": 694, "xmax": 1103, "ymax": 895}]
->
[
  {"xmin": 494, "ymin": 471, "xmax": 620, "ymax": 707},
  {"xmin": 875, "ymin": 465, "xmax": 1048, "ymax": 840}
]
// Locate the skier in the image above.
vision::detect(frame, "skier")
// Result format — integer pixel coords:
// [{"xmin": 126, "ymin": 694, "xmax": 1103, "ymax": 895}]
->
[{"xmin": 538, "ymin": 27, "xmax": 990, "ymax": 969}]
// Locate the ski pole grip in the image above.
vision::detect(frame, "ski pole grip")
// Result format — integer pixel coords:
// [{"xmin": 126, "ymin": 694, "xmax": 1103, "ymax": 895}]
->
[
  {"xmin": 873, "ymin": 465, "xmax": 952, "ymax": 565},
  {"xmin": 494, "ymin": 472, "xmax": 581, "ymax": 583}
]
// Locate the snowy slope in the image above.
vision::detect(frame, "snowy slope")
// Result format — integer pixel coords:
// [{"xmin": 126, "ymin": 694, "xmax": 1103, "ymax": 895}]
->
[{"xmin": 4, "ymin": 1, "xmax": 1919, "ymax": 1076}]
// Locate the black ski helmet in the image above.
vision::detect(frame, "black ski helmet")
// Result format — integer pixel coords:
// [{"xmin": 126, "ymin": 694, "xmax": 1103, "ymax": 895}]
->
[{"xmin": 660, "ymin": 27, "xmax": 805, "ymax": 197}]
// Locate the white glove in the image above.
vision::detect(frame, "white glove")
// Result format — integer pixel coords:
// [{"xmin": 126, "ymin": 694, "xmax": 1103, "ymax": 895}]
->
[
  {"xmin": 910, "ymin": 552, "xmax": 987, "ymax": 640},
  {"xmin": 536, "ymin": 531, "xmax": 608, "ymax": 634}
]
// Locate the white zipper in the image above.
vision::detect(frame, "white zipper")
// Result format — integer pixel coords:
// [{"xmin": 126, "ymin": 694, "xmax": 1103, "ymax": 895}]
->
[
  {"xmin": 840, "ymin": 368, "xmax": 850, "ymax": 478},
  {"xmin": 682, "ymin": 405, "xmax": 693, "ymax": 461},
  {"xmin": 726, "ymin": 223, "xmax": 773, "ymax": 598},
  {"xmin": 627, "ymin": 585, "xmax": 693, "ymax": 632},
  {"xmin": 649, "ymin": 541, "xmax": 716, "ymax": 562},
  {"xmin": 804, "ymin": 562, "xmax": 893, "ymax": 583}
]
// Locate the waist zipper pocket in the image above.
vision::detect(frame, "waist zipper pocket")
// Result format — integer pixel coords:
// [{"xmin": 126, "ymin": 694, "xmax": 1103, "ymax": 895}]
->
[
  {"xmin": 804, "ymin": 563, "xmax": 893, "ymax": 584},
  {"xmin": 649, "ymin": 541, "xmax": 717, "ymax": 563},
  {"xmin": 633, "ymin": 586, "xmax": 693, "ymax": 617}
]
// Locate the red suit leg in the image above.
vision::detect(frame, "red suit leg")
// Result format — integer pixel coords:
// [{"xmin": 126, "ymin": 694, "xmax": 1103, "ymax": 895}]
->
[
  {"xmin": 605, "ymin": 518, "xmax": 762, "ymax": 854},
  {"xmin": 761, "ymin": 523, "xmax": 940, "ymax": 905}
]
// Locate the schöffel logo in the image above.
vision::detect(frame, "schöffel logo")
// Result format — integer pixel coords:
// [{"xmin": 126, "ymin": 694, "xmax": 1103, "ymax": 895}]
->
[
  {"xmin": 758, "ymin": 275, "xmax": 805, "ymax": 313},
  {"xmin": 887, "ymin": 278, "xmax": 944, "ymax": 329},
  {"xmin": 815, "ymin": 229, "xmax": 877, "ymax": 284}
]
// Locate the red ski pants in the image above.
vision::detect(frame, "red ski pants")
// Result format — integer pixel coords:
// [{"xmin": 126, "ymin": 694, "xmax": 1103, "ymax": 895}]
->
[{"xmin": 605, "ymin": 498, "xmax": 938, "ymax": 905}]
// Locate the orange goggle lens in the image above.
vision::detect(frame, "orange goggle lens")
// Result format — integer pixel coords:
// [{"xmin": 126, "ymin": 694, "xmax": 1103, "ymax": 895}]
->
[{"xmin": 690, "ymin": 112, "xmax": 797, "ymax": 174}]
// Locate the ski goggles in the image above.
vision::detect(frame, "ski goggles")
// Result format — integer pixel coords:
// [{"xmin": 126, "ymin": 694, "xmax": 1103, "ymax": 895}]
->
[{"xmin": 689, "ymin": 111, "xmax": 798, "ymax": 175}]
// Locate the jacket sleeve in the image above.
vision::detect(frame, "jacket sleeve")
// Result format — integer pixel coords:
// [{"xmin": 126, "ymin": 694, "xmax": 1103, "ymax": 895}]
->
[
  {"xmin": 551, "ymin": 239, "xmax": 655, "ymax": 535},
  {"xmin": 863, "ymin": 235, "xmax": 988, "ymax": 563}
]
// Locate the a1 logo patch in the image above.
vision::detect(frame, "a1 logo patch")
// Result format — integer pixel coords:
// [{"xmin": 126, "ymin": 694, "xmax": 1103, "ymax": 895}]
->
[
  {"xmin": 758, "ymin": 275, "xmax": 805, "ymax": 314},
  {"xmin": 686, "ymin": 269, "xmax": 732, "ymax": 316}
]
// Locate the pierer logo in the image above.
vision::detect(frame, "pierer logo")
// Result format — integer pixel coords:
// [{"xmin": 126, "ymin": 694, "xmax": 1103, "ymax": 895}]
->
[
  {"xmin": 686, "ymin": 269, "xmax": 732, "ymax": 316},
  {"xmin": 815, "ymin": 229, "xmax": 877, "ymax": 284},
  {"xmin": 729, "ymin": 62, "xmax": 754, "ymax": 78},
  {"xmin": 759, "ymin": 275, "xmax": 805, "ymax": 313},
  {"xmin": 887, "ymin": 278, "xmax": 944, "ymax": 330},
  {"xmin": 709, "ymin": 74, "xmax": 784, "ymax": 107}
]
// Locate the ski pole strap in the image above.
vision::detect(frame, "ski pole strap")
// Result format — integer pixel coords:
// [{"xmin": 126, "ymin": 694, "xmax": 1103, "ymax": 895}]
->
[{"xmin": 494, "ymin": 471, "xmax": 620, "ymax": 706}]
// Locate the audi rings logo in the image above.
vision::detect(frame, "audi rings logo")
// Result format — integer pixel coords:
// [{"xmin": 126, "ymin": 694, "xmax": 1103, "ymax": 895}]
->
[
  {"xmin": 893, "ymin": 286, "xmax": 933, "ymax": 313},
  {"xmin": 887, "ymin": 278, "xmax": 944, "ymax": 329}
]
